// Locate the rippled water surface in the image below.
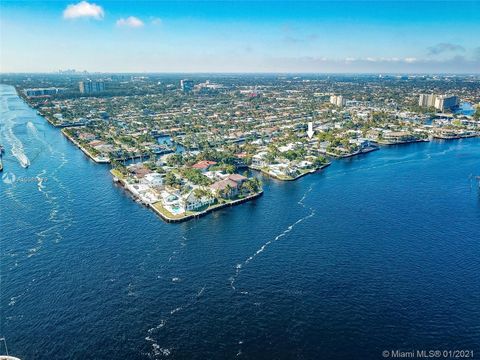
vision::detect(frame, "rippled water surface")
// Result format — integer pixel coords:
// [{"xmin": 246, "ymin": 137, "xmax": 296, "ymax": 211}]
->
[{"xmin": 1, "ymin": 84, "xmax": 480, "ymax": 359}]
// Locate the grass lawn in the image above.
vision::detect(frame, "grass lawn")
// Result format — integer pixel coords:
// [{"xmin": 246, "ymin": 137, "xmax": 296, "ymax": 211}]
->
[
  {"xmin": 110, "ymin": 169, "xmax": 126, "ymax": 180},
  {"xmin": 151, "ymin": 202, "xmax": 187, "ymax": 220}
]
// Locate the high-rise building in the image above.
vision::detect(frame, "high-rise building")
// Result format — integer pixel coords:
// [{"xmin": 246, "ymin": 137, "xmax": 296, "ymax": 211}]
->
[
  {"xmin": 79, "ymin": 80, "xmax": 105, "ymax": 94},
  {"xmin": 24, "ymin": 88, "xmax": 64, "ymax": 97},
  {"xmin": 330, "ymin": 95, "xmax": 346, "ymax": 107},
  {"xmin": 434, "ymin": 95, "xmax": 459, "ymax": 112},
  {"xmin": 418, "ymin": 94, "xmax": 458, "ymax": 112},
  {"xmin": 180, "ymin": 79, "xmax": 194, "ymax": 93},
  {"xmin": 418, "ymin": 94, "xmax": 436, "ymax": 108}
]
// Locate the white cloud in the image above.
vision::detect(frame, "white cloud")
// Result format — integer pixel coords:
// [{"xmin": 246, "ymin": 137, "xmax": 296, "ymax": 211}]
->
[
  {"xmin": 63, "ymin": 1, "xmax": 104, "ymax": 20},
  {"xmin": 344, "ymin": 57, "xmax": 416, "ymax": 64},
  {"xmin": 116, "ymin": 16, "xmax": 144, "ymax": 28}
]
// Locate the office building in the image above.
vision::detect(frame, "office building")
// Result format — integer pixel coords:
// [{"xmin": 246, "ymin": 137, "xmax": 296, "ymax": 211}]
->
[
  {"xmin": 330, "ymin": 95, "xmax": 346, "ymax": 107},
  {"xmin": 180, "ymin": 79, "xmax": 194, "ymax": 93}
]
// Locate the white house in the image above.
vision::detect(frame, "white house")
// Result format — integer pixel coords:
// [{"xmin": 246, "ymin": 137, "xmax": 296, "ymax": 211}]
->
[
  {"xmin": 252, "ymin": 151, "xmax": 269, "ymax": 167},
  {"xmin": 181, "ymin": 191, "xmax": 215, "ymax": 212},
  {"xmin": 142, "ymin": 172, "xmax": 164, "ymax": 187}
]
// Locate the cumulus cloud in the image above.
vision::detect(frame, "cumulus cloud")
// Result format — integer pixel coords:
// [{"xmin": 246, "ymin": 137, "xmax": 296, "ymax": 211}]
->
[
  {"xmin": 63, "ymin": 1, "xmax": 104, "ymax": 20},
  {"xmin": 427, "ymin": 43, "xmax": 465, "ymax": 55},
  {"xmin": 116, "ymin": 16, "xmax": 144, "ymax": 28}
]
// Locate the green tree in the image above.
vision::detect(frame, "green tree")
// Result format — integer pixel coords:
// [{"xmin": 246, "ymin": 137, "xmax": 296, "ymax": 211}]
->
[
  {"xmin": 165, "ymin": 172, "xmax": 181, "ymax": 187},
  {"xmin": 474, "ymin": 105, "xmax": 480, "ymax": 120}
]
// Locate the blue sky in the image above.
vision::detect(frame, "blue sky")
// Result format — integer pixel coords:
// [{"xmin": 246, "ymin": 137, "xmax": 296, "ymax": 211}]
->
[{"xmin": 1, "ymin": 1, "xmax": 479, "ymax": 73}]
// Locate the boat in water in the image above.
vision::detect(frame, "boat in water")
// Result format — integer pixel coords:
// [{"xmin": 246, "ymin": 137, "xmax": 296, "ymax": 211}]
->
[
  {"xmin": 0, "ymin": 145, "xmax": 3, "ymax": 171},
  {"xmin": 0, "ymin": 338, "xmax": 21, "ymax": 360},
  {"xmin": 17, "ymin": 153, "xmax": 30, "ymax": 168}
]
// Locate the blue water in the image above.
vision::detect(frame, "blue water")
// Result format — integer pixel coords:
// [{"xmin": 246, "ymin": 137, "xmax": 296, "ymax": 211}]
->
[
  {"xmin": 455, "ymin": 102, "xmax": 475, "ymax": 116},
  {"xmin": 157, "ymin": 136, "xmax": 184, "ymax": 154},
  {"xmin": 1, "ymin": 84, "xmax": 480, "ymax": 359}
]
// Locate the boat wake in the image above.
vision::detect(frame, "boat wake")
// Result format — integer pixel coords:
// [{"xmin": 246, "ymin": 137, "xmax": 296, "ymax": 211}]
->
[
  {"xmin": 5, "ymin": 120, "xmax": 30, "ymax": 168},
  {"xmin": 145, "ymin": 284, "xmax": 206, "ymax": 359},
  {"xmin": 145, "ymin": 224, "xmax": 206, "ymax": 358},
  {"xmin": 30, "ymin": 158, "xmax": 74, "ymax": 256},
  {"xmin": 229, "ymin": 184, "xmax": 316, "ymax": 292}
]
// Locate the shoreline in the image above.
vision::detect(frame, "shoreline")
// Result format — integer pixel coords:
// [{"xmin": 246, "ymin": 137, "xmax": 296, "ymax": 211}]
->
[
  {"xmin": 150, "ymin": 191, "xmax": 264, "ymax": 223},
  {"xmin": 249, "ymin": 162, "xmax": 331, "ymax": 181},
  {"xmin": 338, "ymin": 146, "xmax": 379, "ymax": 158},
  {"xmin": 17, "ymin": 88, "xmax": 110, "ymax": 164},
  {"xmin": 432, "ymin": 133, "xmax": 480, "ymax": 140},
  {"xmin": 319, "ymin": 146, "xmax": 380, "ymax": 158},
  {"xmin": 61, "ymin": 128, "xmax": 111, "ymax": 163},
  {"xmin": 111, "ymin": 169, "xmax": 263, "ymax": 223},
  {"xmin": 377, "ymin": 139, "xmax": 430, "ymax": 146},
  {"xmin": 11, "ymin": 85, "xmax": 479, "ymax": 225}
]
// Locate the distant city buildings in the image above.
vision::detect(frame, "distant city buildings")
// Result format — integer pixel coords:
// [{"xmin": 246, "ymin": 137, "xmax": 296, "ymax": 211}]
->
[
  {"xmin": 435, "ymin": 95, "xmax": 459, "ymax": 112},
  {"xmin": 330, "ymin": 95, "xmax": 346, "ymax": 107},
  {"xmin": 24, "ymin": 88, "xmax": 64, "ymax": 97},
  {"xmin": 180, "ymin": 79, "xmax": 194, "ymax": 93},
  {"xmin": 418, "ymin": 94, "xmax": 459, "ymax": 112},
  {"xmin": 418, "ymin": 94, "xmax": 436, "ymax": 108},
  {"xmin": 58, "ymin": 69, "xmax": 87, "ymax": 74},
  {"xmin": 79, "ymin": 80, "xmax": 105, "ymax": 94},
  {"xmin": 195, "ymin": 80, "xmax": 223, "ymax": 94}
]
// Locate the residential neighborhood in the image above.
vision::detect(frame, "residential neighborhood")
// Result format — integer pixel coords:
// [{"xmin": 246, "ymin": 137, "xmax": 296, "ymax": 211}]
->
[{"xmin": 5, "ymin": 73, "xmax": 479, "ymax": 221}]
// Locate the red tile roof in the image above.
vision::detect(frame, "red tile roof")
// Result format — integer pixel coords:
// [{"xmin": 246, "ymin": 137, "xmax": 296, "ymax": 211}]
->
[
  {"xmin": 227, "ymin": 174, "xmax": 247, "ymax": 183},
  {"xmin": 192, "ymin": 160, "xmax": 217, "ymax": 169},
  {"xmin": 210, "ymin": 178, "xmax": 239, "ymax": 191}
]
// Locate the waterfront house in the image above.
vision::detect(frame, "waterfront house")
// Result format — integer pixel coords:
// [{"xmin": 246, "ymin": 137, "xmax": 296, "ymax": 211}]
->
[
  {"xmin": 382, "ymin": 131, "xmax": 417, "ymax": 143},
  {"xmin": 128, "ymin": 164, "xmax": 151, "ymax": 179},
  {"xmin": 349, "ymin": 138, "xmax": 375, "ymax": 149},
  {"xmin": 210, "ymin": 178, "xmax": 240, "ymax": 198},
  {"xmin": 181, "ymin": 191, "xmax": 215, "ymax": 211},
  {"xmin": 252, "ymin": 151, "xmax": 268, "ymax": 167},
  {"xmin": 160, "ymin": 190, "xmax": 184, "ymax": 214},
  {"xmin": 268, "ymin": 163, "xmax": 298, "ymax": 178},
  {"xmin": 142, "ymin": 173, "xmax": 164, "ymax": 187},
  {"xmin": 78, "ymin": 132, "xmax": 96, "ymax": 141},
  {"xmin": 226, "ymin": 173, "xmax": 247, "ymax": 185},
  {"xmin": 204, "ymin": 170, "xmax": 226, "ymax": 181},
  {"xmin": 296, "ymin": 160, "xmax": 313, "ymax": 169},
  {"xmin": 278, "ymin": 143, "xmax": 296, "ymax": 153},
  {"xmin": 192, "ymin": 160, "xmax": 217, "ymax": 173},
  {"xmin": 89, "ymin": 140, "xmax": 105, "ymax": 147},
  {"xmin": 126, "ymin": 183, "xmax": 159, "ymax": 204}
]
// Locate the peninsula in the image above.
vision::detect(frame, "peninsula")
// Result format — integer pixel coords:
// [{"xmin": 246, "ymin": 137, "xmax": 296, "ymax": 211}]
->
[{"xmin": 5, "ymin": 73, "xmax": 479, "ymax": 222}]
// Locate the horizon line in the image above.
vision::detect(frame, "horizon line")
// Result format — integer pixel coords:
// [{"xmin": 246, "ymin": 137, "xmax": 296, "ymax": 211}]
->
[{"xmin": 1, "ymin": 71, "xmax": 480, "ymax": 76}]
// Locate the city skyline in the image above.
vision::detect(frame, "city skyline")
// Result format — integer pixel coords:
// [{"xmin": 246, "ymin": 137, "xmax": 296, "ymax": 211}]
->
[{"xmin": 1, "ymin": 1, "xmax": 480, "ymax": 73}]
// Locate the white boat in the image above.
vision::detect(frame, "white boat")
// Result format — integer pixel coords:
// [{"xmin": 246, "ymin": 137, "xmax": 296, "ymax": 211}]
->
[{"xmin": 0, "ymin": 338, "xmax": 21, "ymax": 360}]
